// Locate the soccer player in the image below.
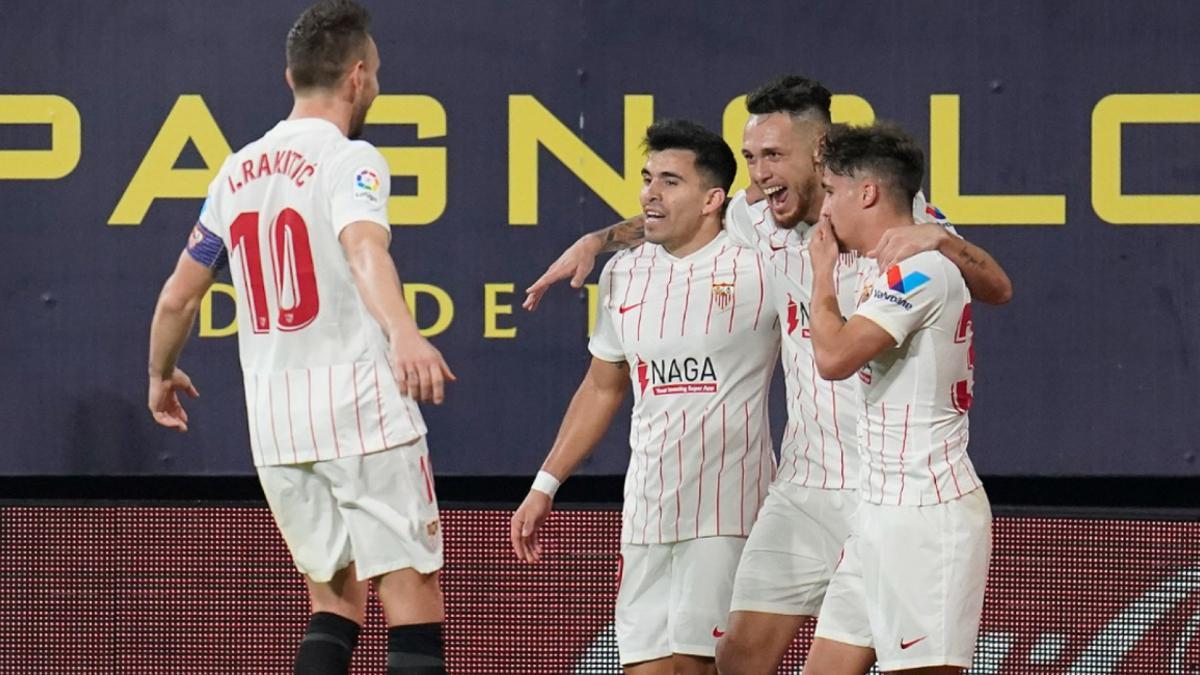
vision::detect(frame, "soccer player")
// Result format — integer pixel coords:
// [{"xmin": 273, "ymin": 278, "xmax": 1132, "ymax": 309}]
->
[
  {"xmin": 805, "ymin": 122, "xmax": 990, "ymax": 675},
  {"xmin": 510, "ymin": 119, "xmax": 780, "ymax": 675},
  {"xmin": 146, "ymin": 2, "xmax": 453, "ymax": 673},
  {"xmin": 520, "ymin": 76, "xmax": 1010, "ymax": 675}
]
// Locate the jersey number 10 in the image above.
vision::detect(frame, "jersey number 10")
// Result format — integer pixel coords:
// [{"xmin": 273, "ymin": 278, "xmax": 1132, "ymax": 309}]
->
[{"xmin": 230, "ymin": 209, "xmax": 320, "ymax": 334}]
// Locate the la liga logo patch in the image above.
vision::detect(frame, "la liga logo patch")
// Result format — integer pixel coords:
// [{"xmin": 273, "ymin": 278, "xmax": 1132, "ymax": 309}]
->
[{"xmin": 353, "ymin": 168, "xmax": 381, "ymax": 203}]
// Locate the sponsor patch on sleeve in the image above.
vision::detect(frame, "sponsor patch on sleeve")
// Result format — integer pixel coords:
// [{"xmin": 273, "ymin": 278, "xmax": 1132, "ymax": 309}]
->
[{"xmin": 353, "ymin": 167, "xmax": 382, "ymax": 204}]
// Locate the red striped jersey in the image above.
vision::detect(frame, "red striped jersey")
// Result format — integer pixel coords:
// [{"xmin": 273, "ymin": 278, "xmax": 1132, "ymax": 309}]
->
[
  {"xmin": 851, "ymin": 251, "xmax": 981, "ymax": 506},
  {"xmin": 589, "ymin": 232, "xmax": 780, "ymax": 544},
  {"xmin": 724, "ymin": 190, "xmax": 951, "ymax": 492},
  {"xmin": 188, "ymin": 117, "xmax": 426, "ymax": 467}
]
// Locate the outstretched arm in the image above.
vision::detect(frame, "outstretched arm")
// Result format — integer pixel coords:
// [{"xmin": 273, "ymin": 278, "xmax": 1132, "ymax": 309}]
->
[
  {"xmin": 341, "ymin": 221, "xmax": 456, "ymax": 404},
  {"xmin": 147, "ymin": 251, "xmax": 213, "ymax": 432},
  {"xmin": 522, "ymin": 214, "xmax": 647, "ymax": 311},
  {"xmin": 510, "ymin": 357, "xmax": 628, "ymax": 562},
  {"xmin": 869, "ymin": 224, "xmax": 1012, "ymax": 305}
]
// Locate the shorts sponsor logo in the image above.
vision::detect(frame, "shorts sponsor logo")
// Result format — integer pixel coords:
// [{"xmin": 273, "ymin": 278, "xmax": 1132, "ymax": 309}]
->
[
  {"xmin": 900, "ymin": 636, "xmax": 927, "ymax": 650},
  {"xmin": 353, "ymin": 168, "xmax": 381, "ymax": 204},
  {"xmin": 426, "ymin": 519, "xmax": 439, "ymax": 537},
  {"xmin": 712, "ymin": 626, "xmax": 725, "ymax": 638}
]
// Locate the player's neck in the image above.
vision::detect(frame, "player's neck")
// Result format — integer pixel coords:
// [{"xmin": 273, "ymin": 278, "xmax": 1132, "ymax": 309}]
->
[
  {"xmin": 862, "ymin": 211, "xmax": 917, "ymax": 255},
  {"xmin": 288, "ymin": 95, "xmax": 352, "ymax": 137},
  {"xmin": 665, "ymin": 217, "xmax": 722, "ymax": 258}
]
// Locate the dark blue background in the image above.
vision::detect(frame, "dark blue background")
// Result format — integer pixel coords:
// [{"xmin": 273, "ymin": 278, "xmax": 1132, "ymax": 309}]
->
[{"xmin": 1, "ymin": 1, "xmax": 1198, "ymax": 477}]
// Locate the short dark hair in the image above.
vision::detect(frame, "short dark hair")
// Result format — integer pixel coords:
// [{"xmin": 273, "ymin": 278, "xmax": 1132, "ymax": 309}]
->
[
  {"xmin": 643, "ymin": 119, "xmax": 737, "ymax": 194},
  {"xmin": 821, "ymin": 122, "xmax": 925, "ymax": 205},
  {"xmin": 286, "ymin": 0, "xmax": 372, "ymax": 91},
  {"xmin": 745, "ymin": 75, "xmax": 833, "ymax": 122}
]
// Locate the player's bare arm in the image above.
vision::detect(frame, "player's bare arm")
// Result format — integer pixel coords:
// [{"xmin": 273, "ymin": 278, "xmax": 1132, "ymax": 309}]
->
[
  {"xmin": 147, "ymin": 251, "xmax": 214, "ymax": 432},
  {"xmin": 808, "ymin": 221, "xmax": 896, "ymax": 381},
  {"xmin": 870, "ymin": 224, "xmax": 1013, "ymax": 305},
  {"xmin": 340, "ymin": 221, "xmax": 456, "ymax": 405},
  {"xmin": 510, "ymin": 357, "xmax": 628, "ymax": 563},
  {"xmin": 521, "ymin": 214, "xmax": 647, "ymax": 311}
]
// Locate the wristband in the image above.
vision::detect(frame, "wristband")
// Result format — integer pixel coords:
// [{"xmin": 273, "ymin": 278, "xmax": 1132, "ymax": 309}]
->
[{"xmin": 531, "ymin": 470, "xmax": 561, "ymax": 499}]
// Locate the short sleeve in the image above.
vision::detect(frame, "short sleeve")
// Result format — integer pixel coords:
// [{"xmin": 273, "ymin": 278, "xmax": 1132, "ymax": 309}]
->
[
  {"xmin": 587, "ymin": 257, "xmax": 627, "ymax": 363},
  {"xmin": 330, "ymin": 143, "xmax": 391, "ymax": 237},
  {"xmin": 912, "ymin": 190, "xmax": 958, "ymax": 237},
  {"xmin": 853, "ymin": 251, "xmax": 948, "ymax": 346},
  {"xmin": 723, "ymin": 189, "xmax": 766, "ymax": 248}
]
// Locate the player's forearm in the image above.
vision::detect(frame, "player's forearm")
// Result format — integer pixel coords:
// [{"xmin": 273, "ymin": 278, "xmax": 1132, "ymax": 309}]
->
[
  {"xmin": 148, "ymin": 287, "xmax": 201, "ymax": 379},
  {"xmin": 540, "ymin": 376, "xmax": 627, "ymax": 481},
  {"xmin": 941, "ymin": 237, "xmax": 1012, "ymax": 305},
  {"xmin": 809, "ymin": 275, "xmax": 853, "ymax": 380},
  {"xmin": 348, "ymin": 244, "xmax": 422, "ymax": 340},
  {"xmin": 589, "ymin": 214, "xmax": 647, "ymax": 253}
]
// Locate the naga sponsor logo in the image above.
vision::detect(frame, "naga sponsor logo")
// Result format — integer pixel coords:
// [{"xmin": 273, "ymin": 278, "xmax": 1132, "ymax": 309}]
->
[
  {"xmin": 635, "ymin": 355, "xmax": 719, "ymax": 396},
  {"xmin": 786, "ymin": 294, "xmax": 810, "ymax": 337}
]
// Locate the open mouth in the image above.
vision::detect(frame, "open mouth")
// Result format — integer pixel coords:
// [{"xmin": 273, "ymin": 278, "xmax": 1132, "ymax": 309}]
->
[
  {"xmin": 644, "ymin": 208, "xmax": 665, "ymax": 224},
  {"xmin": 763, "ymin": 184, "xmax": 788, "ymax": 209}
]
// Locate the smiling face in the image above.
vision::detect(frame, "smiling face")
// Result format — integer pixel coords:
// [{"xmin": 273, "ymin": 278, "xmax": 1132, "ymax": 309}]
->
[
  {"xmin": 640, "ymin": 148, "xmax": 724, "ymax": 254},
  {"xmin": 742, "ymin": 112, "xmax": 825, "ymax": 229}
]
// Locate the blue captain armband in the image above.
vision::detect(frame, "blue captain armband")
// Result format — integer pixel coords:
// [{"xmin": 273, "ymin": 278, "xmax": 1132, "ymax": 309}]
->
[{"xmin": 185, "ymin": 221, "xmax": 229, "ymax": 271}]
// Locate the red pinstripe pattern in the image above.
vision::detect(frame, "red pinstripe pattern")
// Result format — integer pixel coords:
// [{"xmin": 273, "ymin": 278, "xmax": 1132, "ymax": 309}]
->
[
  {"xmin": 306, "ymin": 369, "xmax": 320, "ymax": 460},
  {"xmin": 638, "ymin": 418, "xmax": 651, "ymax": 544},
  {"xmin": 928, "ymin": 453, "xmax": 943, "ymax": 504},
  {"xmin": 629, "ymin": 419, "xmax": 643, "ymax": 542},
  {"xmin": 351, "ymin": 362, "xmax": 367, "ymax": 454},
  {"xmin": 897, "ymin": 404, "xmax": 911, "ymax": 505},
  {"xmin": 741, "ymin": 402, "xmax": 749, "ymax": 535},
  {"xmin": 328, "ymin": 368, "xmax": 343, "ymax": 458},
  {"xmin": 419, "ymin": 455, "xmax": 433, "ymax": 502},
  {"xmin": 636, "ymin": 248, "xmax": 656, "ymax": 341},
  {"xmin": 703, "ymin": 246, "xmax": 727, "ymax": 334},
  {"xmin": 680, "ymin": 264, "xmax": 694, "ymax": 336},
  {"xmin": 619, "ymin": 248, "xmax": 644, "ymax": 340},
  {"xmin": 267, "ymin": 379, "xmax": 282, "ymax": 464},
  {"xmin": 675, "ymin": 411, "xmax": 686, "ymax": 541},
  {"xmin": 696, "ymin": 411, "xmax": 706, "ymax": 539},
  {"xmin": 716, "ymin": 403, "xmax": 727, "ymax": 535},
  {"xmin": 283, "ymin": 371, "xmax": 298, "ymax": 463},
  {"xmin": 657, "ymin": 410, "xmax": 669, "ymax": 543},
  {"xmin": 863, "ymin": 398, "xmax": 874, "ymax": 498},
  {"xmin": 752, "ymin": 251, "xmax": 765, "ymax": 331},
  {"xmin": 830, "ymin": 381, "xmax": 845, "ymax": 489},
  {"xmin": 946, "ymin": 438, "xmax": 962, "ymax": 498},
  {"xmin": 373, "ymin": 363, "xmax": 389, "ymax": 449},
  {"xmin": 658, "ymin": 265, "xmax": 674, "ymax": 339},
  {"xmin": 727, "ymin": 249, "xmax": 739, "ymax": 333},
  {"xmin": 249, "ymin": 374, "xmax": 264, "ymax": 466},
  {"xmin": 878, "ymin": 403, "xmax": 888, "ymax": 504},
  {"xmin": 382, "ymin": 357, "xmax": 421, "ymax": 433}
]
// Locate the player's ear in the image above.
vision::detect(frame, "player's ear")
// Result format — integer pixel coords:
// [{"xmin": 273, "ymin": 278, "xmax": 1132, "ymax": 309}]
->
[
  {"xmin": 284, "ymin": 67, "xmax": 295, "ymax": 92},
  {"xmin": 702, "ymin": 187, "xmax": 727, "ymax": 216},
  {"xmin": 860, "ymin": 182, "xmax": 879, "ymax": 209}
]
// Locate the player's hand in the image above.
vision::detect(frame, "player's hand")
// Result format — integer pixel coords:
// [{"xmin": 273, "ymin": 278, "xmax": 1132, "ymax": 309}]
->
[
  {"xmin": 510, "ymin": 490, "xmax": 553, "ymax": 563},
  {"xmin": 868, "ymin": 222, "xmax": 950, "ymax": 273},
  {"xmin": 148, "ymin": 368, "xmax": 199, "ymax": 432},
  {"xmin": 390, "ymin": 331, "xmax": 456, "ymax": 405},
  {"xmin": 808, "ymin": 218, "xmax": 840, "ymax": 277},
  {"xmin": 523, "ymin": 235, "xmax": 603, "ymax": 311}
]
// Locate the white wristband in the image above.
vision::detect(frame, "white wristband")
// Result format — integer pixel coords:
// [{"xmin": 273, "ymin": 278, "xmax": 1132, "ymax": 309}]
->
[{"xmin": 531, "ymin": 470, "xmax": 561, "ymax": 499}]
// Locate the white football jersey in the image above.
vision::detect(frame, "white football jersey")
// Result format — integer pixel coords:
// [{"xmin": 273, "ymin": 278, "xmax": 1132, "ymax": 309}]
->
[
  {"xmin": 590, "ymin": 232, "xmax": 780, "ymax": 545},
  {"xmin": 188, "ymin": 117, "xmax": 426, "ymax": 467},
  {"xmin": 851, "ymin": 250, "xmax": 982, "ymax": 506},
  {"xmin": 724, "ymin": 190, "xmax": 950, "ymax": 492}
]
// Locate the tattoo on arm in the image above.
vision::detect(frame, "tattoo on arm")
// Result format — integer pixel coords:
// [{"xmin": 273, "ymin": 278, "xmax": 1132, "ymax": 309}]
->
[
  {"xmin": 592, "ymin": 215, "xmax": 646, "ymax": 253},
  {"xmin": 956, "ymin": 243, "xmax": 987, "ymax": 270}
]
